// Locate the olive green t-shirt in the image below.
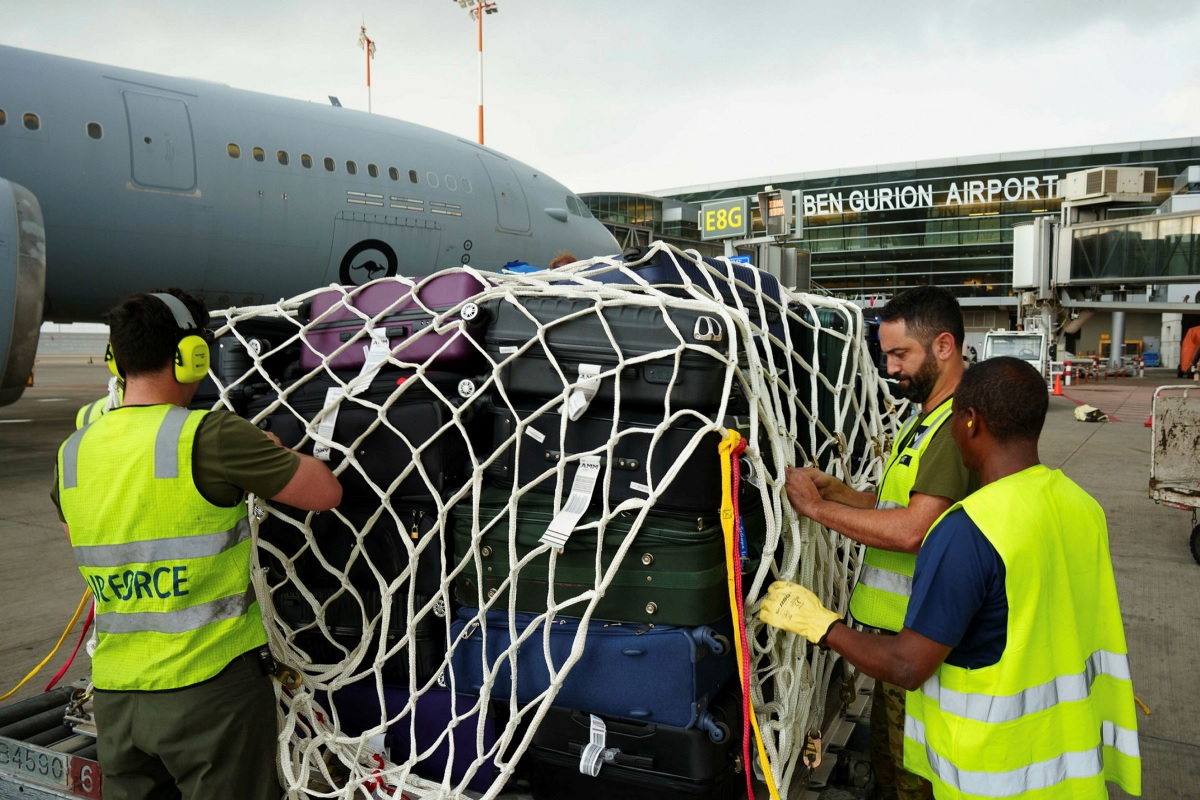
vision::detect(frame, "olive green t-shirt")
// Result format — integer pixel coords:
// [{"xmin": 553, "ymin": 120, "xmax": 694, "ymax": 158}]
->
[
  {"xmin": 896, "ymin": 405, "xmax": 978, "ymax": 504},
  {"xmin": 51, "ymin": 407, "xmax": 299, "ymax": 521}
]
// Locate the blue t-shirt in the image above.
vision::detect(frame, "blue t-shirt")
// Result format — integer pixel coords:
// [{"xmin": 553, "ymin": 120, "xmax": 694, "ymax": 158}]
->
[{"xmin": 904, "ymin": 508, "xmax": 1009, "ymax": 669}]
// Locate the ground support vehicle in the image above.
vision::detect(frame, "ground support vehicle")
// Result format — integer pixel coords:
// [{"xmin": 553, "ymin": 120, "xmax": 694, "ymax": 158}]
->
[
  {"xmin": 1148, "ymin": 385, "xmax": 1200, "ymax": 564},
  {"xmin": 0, "ymin": 684, "xmax": 99, "ymax": 800}
]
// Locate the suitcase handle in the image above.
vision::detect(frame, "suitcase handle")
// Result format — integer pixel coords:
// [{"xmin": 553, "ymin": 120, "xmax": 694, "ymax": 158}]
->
[{"xmin": 543, "ymin": 451, "xmax": 640, "ymax": 472}]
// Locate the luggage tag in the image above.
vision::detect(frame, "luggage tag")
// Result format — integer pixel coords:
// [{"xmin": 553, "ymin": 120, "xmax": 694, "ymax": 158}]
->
[
  {"xmin": 579, "ymin": 713, "xmax": 620, "ymax": 777},
  {"xmin": 347, "ymin": 330, "xmax": 391, "ymax": 396},
  {"xmin": 564, "ymin": 363, "xmax": 602, "ymax": 421},
  {"xmin": 312, "ymin": 387, "xmax": 345, "ymax": 461},
  {"xmin": 541, "ymin": 455, "xmax": 601, "ymax": 549}
]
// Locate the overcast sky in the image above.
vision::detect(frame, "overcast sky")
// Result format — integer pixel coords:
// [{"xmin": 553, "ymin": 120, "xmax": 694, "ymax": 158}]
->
[{"xmin": 7, "ymin": 1, "xmax": 1199, "ymax": 195}]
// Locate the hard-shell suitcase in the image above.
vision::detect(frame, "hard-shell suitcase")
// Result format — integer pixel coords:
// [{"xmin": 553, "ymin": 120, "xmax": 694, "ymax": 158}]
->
[
  {"xmin": 190, "ymin": 316, "xmax": 300, "ymax": 414},
  {"xmin": 260, "ymin": 501, "xmax": 447, "ymax": 599},
  {"xmin": 448, "ymin": 608, "xmax": 735, "ymax": 731},
  {"xmin": 248, "ymin": 371, "xmax": 484, "ymax": 500},
  {"xmin": 578, "ymin": 246, "xmax": 785, "ymax": 344},
  {"xmin": 524, "ymin": 683, "xmax": 743, "ymax": 800},
  {"xmin": 453, "ymin": 489, "xmax": 763, "ymax": 627},
  {"xmin": 272, "ymin": 587, "xmax": 444, "ymax": 683},
  {"xmin": 326, "ymin": 683, "xmax": 506, "ymax": 793},
  {"xmin": 484, "ymin": 295, "xmax": 746, "ymax": 414},
  {"xmin": 300, "ymin": 271, "xmax": 488, "ymax": 372},
  {"xmin": 485, "ymin": 400, "xmax": 729, "ymax": 515},
  {"xmin": 787, "ymin": 304, "xmax": 870, "ymax": 470}
]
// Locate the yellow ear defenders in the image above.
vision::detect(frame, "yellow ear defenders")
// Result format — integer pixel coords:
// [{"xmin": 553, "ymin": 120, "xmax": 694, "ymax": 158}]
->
[{"xmin": 105, "ymin": 293, "xmax": 210, "ymax": 383}]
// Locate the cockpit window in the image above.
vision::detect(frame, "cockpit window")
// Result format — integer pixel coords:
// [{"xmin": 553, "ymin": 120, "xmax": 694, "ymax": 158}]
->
[
  {"xmin": 578, "ymin": 197, "xmax": 594, "ymax": 218},
  {"xmin": 565, "ymin": 196, "xmax": 581, "ymax": 216}
]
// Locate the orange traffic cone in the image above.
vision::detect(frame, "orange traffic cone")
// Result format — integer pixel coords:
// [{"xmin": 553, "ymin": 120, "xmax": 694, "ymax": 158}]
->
[{"xmin": 1052, "ymin": 373, "xmax": 1063, "ymax": 396}]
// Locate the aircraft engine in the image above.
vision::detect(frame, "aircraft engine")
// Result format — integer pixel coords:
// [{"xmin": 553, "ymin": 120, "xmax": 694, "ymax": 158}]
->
[{"xmin": 0, "ymin": 179, "xmax": 46, "ymax": 406}]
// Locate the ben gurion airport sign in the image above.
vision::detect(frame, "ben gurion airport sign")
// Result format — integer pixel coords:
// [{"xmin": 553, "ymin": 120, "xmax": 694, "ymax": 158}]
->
[{"xmin": 801, "ymin": 173, "xmax": 1063, "ymax": 216}]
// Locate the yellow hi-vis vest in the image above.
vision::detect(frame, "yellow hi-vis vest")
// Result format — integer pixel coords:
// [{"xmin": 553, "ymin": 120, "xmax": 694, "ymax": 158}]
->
[
  {"xmin": 848, "ymin": 397, "xmax": 954, "ymax": 632},
  {"xmin": 75, "ymin": 397, "xmax": 107, "ymax": 429},
  {"xmin": 904, "ymin": 465, "xmax": 1142, "ymax": 798},
  {"xmin": 58, "ymin": 405, "xmax": 266, "ymax": 691}
]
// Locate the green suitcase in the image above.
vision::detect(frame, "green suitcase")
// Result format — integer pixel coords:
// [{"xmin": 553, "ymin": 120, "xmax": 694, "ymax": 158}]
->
[{"xmin": 453, "ymin": 489, "xmax": 763, "ymax": 627}]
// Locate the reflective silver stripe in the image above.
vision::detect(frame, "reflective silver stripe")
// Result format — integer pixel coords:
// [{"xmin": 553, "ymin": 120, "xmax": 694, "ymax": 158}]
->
[
  {"xmin": 876, "ymin": 500, "xmax": 904, "ymax": 510},
  {"xmin": 81, "ymin": 399, "xmax": 103, "ymax": 426},
  {"xmin": 60, "ymin": 428, "xmax": 88, "ymax": 490},
  {"xmin": 919, "ymin": 650, "xmax": 1133, "ymax": 724},
  {"xmin": 1102, "ymin": 720, "xmax": 1141, "ymax": 759},
  {"xmin": 857, "ymin": 563, "xmax": 912, "ymax": 597},
  {"xmin": 154, "ymin": 407, "xmax": 192, "ymax": 479},
  {"xmin": 909, "ymin": 404, "xmax": 953, "ymax": 450},
  {"xmin": 96, "ymin": 583, "xmax": 256, "ymax": 635},
  {"xmin": 74, "ymin": 518, "xmax": 252, "ymax": 568},
  {"xmin": 906, "ymin": 715, "xmax": 1105, "ymax": 797}
]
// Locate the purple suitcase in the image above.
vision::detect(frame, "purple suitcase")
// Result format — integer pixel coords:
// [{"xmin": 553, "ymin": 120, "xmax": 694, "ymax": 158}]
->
[
  {"xmin": 300, "ymin": 271, "xmax": 489, "ymax": 371},
  {"xmin": 327, "ymin": 682, "xmax": 507, "ymax": 792}
]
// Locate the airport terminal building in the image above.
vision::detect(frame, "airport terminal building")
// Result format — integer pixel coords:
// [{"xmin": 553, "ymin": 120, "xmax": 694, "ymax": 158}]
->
[{"xmin": 584, "ymin": 137, "xmax": 1200, "ymax": 366}]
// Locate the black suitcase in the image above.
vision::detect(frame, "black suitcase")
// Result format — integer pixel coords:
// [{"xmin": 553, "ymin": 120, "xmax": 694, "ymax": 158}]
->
[
  {"xmin": 190, "ymin": 315, "xmax": 300, "ymax": 414},
  {"xmin": 248, "ymin": 370, "xmax": 485, "ymax": 501},
  {"xmin": 484, "ymin": 295, "xmax": 747, "ymax": 414},
  {"xmin": 453, "ymin": 489, "xmax": 763, "ymax": 627},
  {"xmin": 785, "ymin": 303, "xmax": 873, "ymax": 471},
  {"xmin": 524, "ymin": 682, "xmax": 744, "ymax": 800},
  {"xmin": 271, "ymin": 586, "xmax": 444, "ymax": 683},
  {"xmin": 485, "ymin": 400, "xmax": 732, "ymax": 516}
]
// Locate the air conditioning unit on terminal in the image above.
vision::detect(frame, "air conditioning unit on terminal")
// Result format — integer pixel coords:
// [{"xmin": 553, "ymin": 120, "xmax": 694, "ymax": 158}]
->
[{"xmin": 1058, "ymin": 167, "xmax": 1158, "ymax": 200}]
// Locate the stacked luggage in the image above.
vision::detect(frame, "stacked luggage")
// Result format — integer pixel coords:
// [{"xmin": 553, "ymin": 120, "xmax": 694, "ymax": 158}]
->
[{"xmin": 201, "ymin": 253, "xmax": 853, "ymax": 797}]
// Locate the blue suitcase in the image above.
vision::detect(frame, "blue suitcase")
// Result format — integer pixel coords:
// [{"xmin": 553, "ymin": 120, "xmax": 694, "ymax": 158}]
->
[{"xmin": 447, "ymin": 608, "xmax": 735, "ymax": 732}]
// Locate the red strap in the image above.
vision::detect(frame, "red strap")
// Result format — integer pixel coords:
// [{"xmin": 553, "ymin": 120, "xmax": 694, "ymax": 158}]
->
[
  {"xmin": 730, "ymin": 438, "xmax": 754, "ymax": 800},
  {"xmin": 44, "ymin": 601, "xmax": 94, "ymax": 692}
]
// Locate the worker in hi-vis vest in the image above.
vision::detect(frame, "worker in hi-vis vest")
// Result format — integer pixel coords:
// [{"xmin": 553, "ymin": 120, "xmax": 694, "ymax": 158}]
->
[
  {"xmin": 53, "ymin": 289, "xmax": 342, "ymax": 800},
  {"xmin": 762, "ymin": 357, "xmax": 1141, "ymax": 798},
  {"xmin": 784, "ymin": 285, "xmax": 977, "ymax": 800}
]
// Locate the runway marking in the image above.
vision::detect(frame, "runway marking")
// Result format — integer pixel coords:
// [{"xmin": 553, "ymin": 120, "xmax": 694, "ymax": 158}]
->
[
  {"xmin": 38, "ymin": 398, "xmax": 68, "ymax": 403},
  {"xmin": 0, "ymin": 419, "xmax": 33, "ymax": 424}
]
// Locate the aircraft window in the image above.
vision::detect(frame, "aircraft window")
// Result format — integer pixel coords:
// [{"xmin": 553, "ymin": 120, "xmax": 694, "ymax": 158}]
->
[
  {"xmin": 0, "ymin": 109, "xmax": 5, "ymax": 126},
  {"xmin": 388, "ymin": 167, "xmax": 399, "ymax": 181},
  {"xmin": 368, "ymin": 164, "xmax": 379, "ymax": 178},
  {"xmin": 87, "ymin": 122, "xmax": 103, "ymax": 140},
  {"xmin": 426, "ymin": 172, "xmax": 439, "ymax": 188},
  {"xmin": 227, "ymin": 143, "xmax": 241, "ymax": 158},
  {"xmin": 324, "ymin": 157, "xmax": 336, "ymax": 172},
  {"xmin": 445, "ymin": 175, "xmax": 458, "ymax": 191},
  {"xmin": 566, "ymin": 196, "xmax": 581, "ymax": 216},
  {"xmin": 301, "ymin": 154, "xmax": 313, "ymax": 169},
  {"xmin": 23, "ymin": 113, "xmax": 40, "ymax": 131},
  {"xmin": 277, "ymin": 151, "xmax": 289, "ymax": 166},
  {"xmin": 252, "ymin": 147, "xmax": 265, "ymax": 162},
  {"xmin": 346, "ymin": 161, "xmax": 358, "ymax": 175},
  {"xmin": 461, "ymin": 177, "xmax": 472, "ymax": 193},
  {"xmin": 408, "ymin": 170, "xmax": 419, "ymax": 184}
]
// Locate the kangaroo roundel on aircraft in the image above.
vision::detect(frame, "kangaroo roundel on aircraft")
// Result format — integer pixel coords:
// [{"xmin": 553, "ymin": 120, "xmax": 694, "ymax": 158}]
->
[{"xmin": 339, "ymin": 239, "xmax": 398, "ymax": 285}]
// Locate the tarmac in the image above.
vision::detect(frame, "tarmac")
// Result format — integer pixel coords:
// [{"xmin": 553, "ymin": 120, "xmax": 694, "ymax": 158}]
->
[{"xmin": 1, "ymin": 358, "xmax": 1198, "ymax": 797}]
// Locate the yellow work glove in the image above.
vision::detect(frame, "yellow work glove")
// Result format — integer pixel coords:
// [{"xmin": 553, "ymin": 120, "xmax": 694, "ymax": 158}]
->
[{"xmin": 758, "ymin": 581, "xmax": 842, "ymax": 647}]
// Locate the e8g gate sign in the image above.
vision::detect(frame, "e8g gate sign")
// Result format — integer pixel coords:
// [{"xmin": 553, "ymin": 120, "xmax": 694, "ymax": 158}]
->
[{"xmin": 700, "ymin": 198, "xmax": 748, "ymax": 241}]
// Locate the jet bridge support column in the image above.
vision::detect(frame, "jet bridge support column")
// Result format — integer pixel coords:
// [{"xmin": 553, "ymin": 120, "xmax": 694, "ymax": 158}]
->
[{"xmin": 1111, "ymin": 307, "xmax": 1127, "ymax": 371}]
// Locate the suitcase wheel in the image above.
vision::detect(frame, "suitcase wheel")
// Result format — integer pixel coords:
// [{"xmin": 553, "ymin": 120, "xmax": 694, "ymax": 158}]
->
[
  {"xmin": 691, "ymin": 626, "xmax": 730, "ymax": 656},
  {"xmin": 460, "ymin": 301, "xmax": 484, "ymax": 324},
  {"xmin": 698, "ymin": 713, "xmax": 730, "ymax": 744}
]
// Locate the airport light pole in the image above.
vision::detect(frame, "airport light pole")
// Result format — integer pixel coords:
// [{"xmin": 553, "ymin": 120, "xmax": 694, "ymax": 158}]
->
[
  {"xmin": 451, "ymin": 0, "xmax": 499, "ymax": 145},
  {"xmin": 358, "ymin": 24, "xmax": 377, "ymax": 113}
]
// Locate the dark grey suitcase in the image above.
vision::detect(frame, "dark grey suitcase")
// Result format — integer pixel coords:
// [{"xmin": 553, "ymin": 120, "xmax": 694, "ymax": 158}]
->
[
  {"xmin": 484, "ymin": 400, "xmax": 730, "ymax": 515},
  {"xmin": 484, "ymin": 296, "xmax": 747, "ymax": 413}
]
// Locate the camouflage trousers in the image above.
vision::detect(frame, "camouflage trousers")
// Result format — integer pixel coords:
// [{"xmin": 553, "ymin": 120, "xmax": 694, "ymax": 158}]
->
[{"xmin": 869, "ymin": 679, "xmax": 932, "ymax": 800}]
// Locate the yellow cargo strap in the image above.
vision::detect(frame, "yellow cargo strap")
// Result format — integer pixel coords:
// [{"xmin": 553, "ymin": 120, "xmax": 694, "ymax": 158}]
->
[{"xmin": 719, "ymin": 429, "xmax": 780, "ymax": 800}]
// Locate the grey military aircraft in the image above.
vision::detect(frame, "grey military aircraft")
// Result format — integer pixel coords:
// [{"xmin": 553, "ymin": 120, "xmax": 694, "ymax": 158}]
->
[{"xmin": 0, "ymin": 44, "xmax": 619, "ymax": 405}]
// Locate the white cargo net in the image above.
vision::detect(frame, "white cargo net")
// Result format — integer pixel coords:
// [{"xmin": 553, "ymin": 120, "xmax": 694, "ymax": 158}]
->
[{"xmin": 201, "ymin": 242, "xmax": 897, "ymax": 799}]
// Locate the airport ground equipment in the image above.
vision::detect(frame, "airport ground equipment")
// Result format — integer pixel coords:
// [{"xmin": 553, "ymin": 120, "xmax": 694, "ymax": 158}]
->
[
  {"xmin": 1148, "ymin": 385, "xmax": 1200, "ymax": 564},
  {"xmin": 0, "ymin": 684, "xmax": 101, "ymax": 800}
]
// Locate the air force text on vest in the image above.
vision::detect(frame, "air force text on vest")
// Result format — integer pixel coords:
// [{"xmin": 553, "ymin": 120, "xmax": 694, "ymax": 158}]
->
[{"xmin": 86, "ymin": 566, "xmax": 189, "ymax": 602}]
